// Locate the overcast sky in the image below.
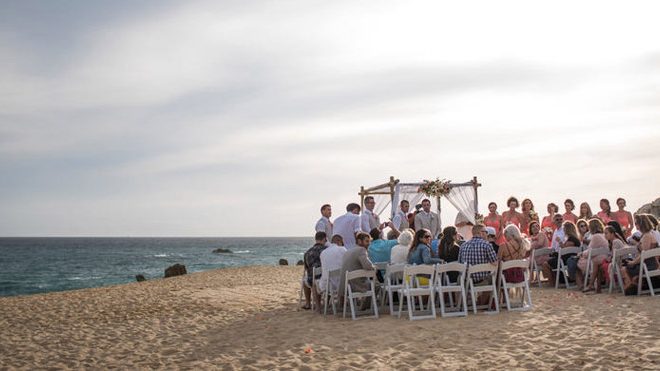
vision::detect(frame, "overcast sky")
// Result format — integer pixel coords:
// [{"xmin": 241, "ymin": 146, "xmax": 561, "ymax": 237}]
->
[{"xmin": 1, "ymin": 0, "xmax": 659, "ymax": 237}]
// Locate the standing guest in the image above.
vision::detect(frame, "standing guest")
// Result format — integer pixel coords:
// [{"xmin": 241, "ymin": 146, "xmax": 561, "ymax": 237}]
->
[
  {"xmin": 499, "ymin": 225, "xmax": 529, "ymax": 283},
  {"xmin": 458, "ymin": 225, "xmax": 498, "ymax": 283},
  {"xmin": 563, "ymin": 199, "xmax": 578, "ymax": 224},
  {"xmin": 621, "ymin": 214, "xmax": 659, "ymax": 294},
  {"xmin": 576, "ymin": 219, "xmax": 591, "ymax": 247},
  {"xmin": 368, "ymin": 225, "xmax": 399, "ymax": 264},
  {"xmin": 360, "ymin": 196, "xmax": 381, "ymax": 233},
  {"xmin": 502, "ymin": 196, "xmax": 523, "ymax": 230},
  {"xmin": 597, "ymin": 199, "xmax": 613, "ymax": 224},
  {"xmin": 484, "ymin": 202, "xmax": 505, "ymax": 246},
  {"xmin": 408, "ymin": 229, "xmax": 443, "ymax": 265},
  {"xmin": 317, "ymin": 235, "xmax": 347, "ymax": 312},
  {"xmin": 520, "ymin": 198, "xmax": 539, "ymax": 235},
  {"xmin": 541, "ymin": 203, "xmax": 559, "ymax": 241},
  {"xmin": 484, "ymin": 226, "xmax": 500, "ymax": 254},
  {"xmin": 333, "ymin": 203, "xmax": 363, "ymax": 249},
  {"xmin": 579, "ymin": 202, "xmax": 593, "ymax": 220},
  {"xmin": 613, "ymin": 198, "xmax": 634, "ymax": 237},
  {"xmin": 302, "ymin": 232, "xmax": 328, "ymax": 310},
  {"xmin": 575, "ymin": 219, "xmax": 608, "ymax": 291},
  {"xmin": 529, "ymin": 220, "xmax": 551, "ymax": 267},
  {"xmin": 315, "ymin": 204, "xmax": 333, "ymax": 238},
  {"xmin": 391, "ymin": 200, "xmax": 411, "ymax": 231},
  {"xmin": 390, "ymin": 229, "xmax": 415, "ymax": 265},
  {"xmin": 338, "ymin": 232, "xmax": 375, "ymax": 303},
  {"xmin": 455, "ymin": 211, "xmax": 475, "ymax": 241},
  {"xmin": 414, "ymin": 199, "xmax": 441, "ymax": 238}
]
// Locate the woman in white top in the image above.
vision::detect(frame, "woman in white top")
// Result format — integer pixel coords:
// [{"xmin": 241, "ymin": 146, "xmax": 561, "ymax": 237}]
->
[{"xmin": 390, "ymin": 229, "xmax": 414, "ymax": 265}]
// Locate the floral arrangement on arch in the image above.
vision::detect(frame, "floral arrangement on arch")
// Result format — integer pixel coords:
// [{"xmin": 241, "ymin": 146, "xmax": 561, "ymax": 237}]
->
[{"xmin": 419, "ymin": 178, "xmax": 452, "ymax": 197}]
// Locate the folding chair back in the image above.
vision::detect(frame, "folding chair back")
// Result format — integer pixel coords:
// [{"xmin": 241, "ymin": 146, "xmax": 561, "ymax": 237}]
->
[
  {"xmin": 383, "ymin": 263, "xmax": 406, "ymax": 316},
  {"xmin": 637, "ymin": 247, "xmax": 660, "ymax": 296},
  {"xmin": 398, "ymin": 265, "xmax": 436, "ymax": 320},
  {"xmin": 435, "ymin": 262, "xmax": 468, "ymax": 317},
  {"xmin": 467, "ymin": 263, "xmax": 499, "ymax": 314},
  {"xmin": 500, "ymin": 259, "xmax": 533, "ymax": 311},
  {"xmin": 343, "ymin": 269, "xmax": 379, "ymax": 320},
  {"xmin": 583, "ymin": 247, "xmax": 610, "ymax": 286},
  {"xmin": 320, "ymin": 268, "xmax": 341, "ymax": 316},
  {"xmin": 609, "ymin": 246, "xmax": 638, "ymax": 293},
  {"xmin": 555, "ymin": 246, "xmax": 581, "ymax": 289},
  {"xmin": 530, "ymin": 248, "xmax": 552, "ymax": 287}
]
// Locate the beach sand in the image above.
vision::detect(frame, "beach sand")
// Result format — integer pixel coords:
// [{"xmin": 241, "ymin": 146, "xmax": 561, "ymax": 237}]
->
[{"xmin": 1, "ymin": 265, "xmax": 659, "ymax": 370}]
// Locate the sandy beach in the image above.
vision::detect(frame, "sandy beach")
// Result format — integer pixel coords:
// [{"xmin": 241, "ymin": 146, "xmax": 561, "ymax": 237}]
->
[{"xmin": 1, "ymin": 265, "xmax": 659, "ymax": 370}]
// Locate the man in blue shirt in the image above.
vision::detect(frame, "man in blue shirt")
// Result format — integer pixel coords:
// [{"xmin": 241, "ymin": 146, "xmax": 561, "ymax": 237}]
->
[{"xmin": 367, "ymin": 223, "xmax": 399, "ymax": 263}]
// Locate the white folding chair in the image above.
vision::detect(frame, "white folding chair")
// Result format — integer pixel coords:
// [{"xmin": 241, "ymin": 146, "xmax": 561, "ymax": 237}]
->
[
  {"xmin": 467, "ymin": 263, "xmax": 499, "ymax": 314},
  {"xmin": 637, "ymin": 248, "xmax": 660, "ymax": 296},
  {"xmin": 398, "ymin": 265, "xmax": 437, "ymax": 320},
  {"xmin": 298, "ymin": 268, "xmax": 307, "ymax": 307},
  {"xmin": 583, "ymin": 247, "xmax": 610, "ymax": 289},
  {"xmin": 434, "ymin": 262, "xmax": 468, "ymax": 317},
  {"xmin": 500, "ymin": 259, "xmax": 533, "ymax": 311},
  {"xmin": 373, "ymin": 261, "xmax": 389, "ymax": 302},
  {"xmin": 554, "ymin": 247, "xmax": 581, "ymax": 289},
  {"xmin": 318, "ymin": 268, "xmax": 341, "ymax": 316},
  {"xmin": 608, "ymin": 247, "xmax": 638, "ymax": 294},
  {"xmin": 530, "ymin": 248, "xmax": 552, "ymax": 287},
  {"xmin": 342, "ymin": 269, "xmax": 379, "ymax": 320},
  {"xmin": 382, "ymin": 263, "xmax": 405, "ymax": 316}
]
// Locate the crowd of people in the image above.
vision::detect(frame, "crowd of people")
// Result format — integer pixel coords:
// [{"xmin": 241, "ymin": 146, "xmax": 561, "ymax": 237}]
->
[{"xmin": 301, "ymin": 196, "xmax": 660, "ymax": 311}]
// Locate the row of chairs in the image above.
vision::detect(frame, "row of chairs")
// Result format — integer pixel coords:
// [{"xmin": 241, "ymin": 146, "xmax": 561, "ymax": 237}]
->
[
  {"xmin": 312, "ymin": 260, "xmax": 532, "ymax": 321},
  {"xmin": 529, "ymin": 245, "xmax": 660, "ymax": 295}
]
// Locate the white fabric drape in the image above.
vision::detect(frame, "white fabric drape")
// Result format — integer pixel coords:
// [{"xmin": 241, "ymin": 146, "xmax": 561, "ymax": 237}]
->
[
  {"xmin": 444, "ymin": 185, "xmax": 477, "ymax": 224},
  {"xmin": 372, "ymin": 194, "xmax": 392, "ymax": 220}
]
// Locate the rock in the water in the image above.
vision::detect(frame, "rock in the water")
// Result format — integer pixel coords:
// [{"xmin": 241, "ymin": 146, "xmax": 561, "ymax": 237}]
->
[
  {"xmin": 296, "ymin": 260, "xmax": 304, "ymax": 266},
  {"xmin": 278, "ymin": 259, "xmax": 289, "ymax": 266},
  {"xmin": 135, "ymin": 274, "xmax": 146, "ymax": 282},
  {"xmin": 212, "ymin": 248, "xmax": 233, "ymax": 254},
  {"xmin": 637, "ymin": 198, "xmax": 660, "ymax": 218},
  {"xmin": 164, "ymin": 264, "xmax": 187, "ymax": 278}
]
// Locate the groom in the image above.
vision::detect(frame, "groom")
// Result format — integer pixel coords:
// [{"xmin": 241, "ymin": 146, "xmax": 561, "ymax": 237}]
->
[{"xmin": 414, "ymin": 198, "xmax": 441, "ymax": 238}]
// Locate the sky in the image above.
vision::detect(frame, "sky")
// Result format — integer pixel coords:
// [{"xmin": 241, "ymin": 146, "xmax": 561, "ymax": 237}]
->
[{"xmin": 1, "ymin": 0, "xmax": 659, "ymax": 237}]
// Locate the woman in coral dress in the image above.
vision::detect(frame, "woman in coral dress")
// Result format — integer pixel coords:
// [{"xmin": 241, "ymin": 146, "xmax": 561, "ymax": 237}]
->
[
  {"xmin": 613, "ymin": 197, "xmax": 634, "ymax": 237},
  {"xmin": 579, "ymin": 202, "xmax": 593, "ymax": 220},
  {"xmin": 597, "ymin": 199, "xmax": 613, "ymax": 224},
  {"xmin": 520, "ymin": 198, "xmax": 539, "ymax": 236},
  {"xmin": 541, "ymin": 203, "xmax": 559, "ymax": 242},
  {"xmin": 484, "ymin": 202, "xmax": 505, "ymax": 246},
  {"xmin": 501, "ymin": 196, "xmax": 523, "ymax": 231},
  {"xmin": 562, "ymin": 199, "xmax": 578, "ymax": 224}
]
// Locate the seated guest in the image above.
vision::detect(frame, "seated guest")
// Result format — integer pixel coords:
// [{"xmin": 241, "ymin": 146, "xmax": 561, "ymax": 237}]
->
[
  {"xmin": 596, "ymin": 223, "xmax": 627, "ymax": 290},
  {"xmin": 390, "ymin": 229, "xmax": 414, "ymax": 265},
  {"xmin": 529, "ymin": 220, "xmax": 551, "ymax": 267},
  {"xmin": 613, "ymin": 198, "xmax": 634, "ymax": 237},
  {"xmin": 484, "ymin": 226, "xmax": 500, "ymax": 254},
  {"xmin": 579, "ymin": 202, "xmax": 593, "ymax": 220},
  {"xmin": 339, "ymin": 232, "xmax": 375, "ymax": 304},
  {"xmin": 438, "ymin": 226, "xmax": 461, "ymax": 282},
  {"xmin": 576, "ymin": 219, "xmax": 608, "ymax": 291},
  {"xmin": 541, "ymin": 216, "xmax": 577, "ymax": 286},
  {"xmin": 498, "ymin": 224, "xmax": 529, "ymax": 283},
  {"xmin": 458, "ymin": 224, "xmax": 498, "ymax": 284},
  {"xmin": 455, "ymin": 211, "xmax": 474, "ymax": 241},
  {"xmin": 642, "ymin": 213, "xmax": 660, "ymax": 245},
  {"xmin": 627, "ymin": 231, "xmax": 642, "ymax": 246},
  {"xmin": 597, "ymin": 199, "xmax": 613, "ymax": 224},
  {"xmin": 576, "ymin": 219, "xmax": 591, "ymax": 247},
  {"xmin": 302, "ymin": 232, "xmax": 328, "ymax": 310},
  {"xmin": 368, "ymin": 223, "xmax": 399, "ymax": 264},
  {"xmin": 317, "ymin": 235, "xmax": 347, "ymax": 313},
  {"xmin": 333, "ymin": 203, "xmax": 363, "ymax": 249},
  {"xmin": 563, "ymin": 199, "xmax": 578, "ymax": 224},
  {"xmin": 622, "ymin": 214, "xmax": 659, "ymax": 294},
  {"xmin": 408, "ymin": 229, "xmax": 443, "ymax": 265}
]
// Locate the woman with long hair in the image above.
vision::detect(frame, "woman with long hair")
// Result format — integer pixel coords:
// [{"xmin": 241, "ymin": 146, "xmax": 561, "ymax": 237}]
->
[
  {"xmin": 622, "ymin": 214, "xmax": 659, "ymax": 294},
  {"xmin": 579, "ymin": 202, "xmax": 593, "ymax": 220},
  {"xmin": 541, "ymin": 203, "xmax": 559, "ymax": 242},
  {"xmin": 542, "ymin": 221, "xmax": 581, "ymax": 286},
  {"xmin": 597, "ymin": 199, "xmax": 613, "ymax": 224},
  {"xmin": 408, "ymin": 228, "xmax": 442, "ymax": 265},
  {"xmin": 499, "ymin": 224, "xmax": 530, "ymax": 284},
  {"xmin": 612, "ymin": 198, "xmax": 634, "ymax": 238},
  {"xmin": 576, "ymin": 219, "xmax": 591, "ymax": 247},
  {"xmin": 520, "ymin": 198, "xmax": 538, "ymax": 235},
  {"xmin": 563, "ymin": 199, "xmax": 578, "ymax": 224},
  {"xmin": 502, "ymin": 196, "xmax": 523, "ymax": 230},
  {"xmin": 576, "ymin": 218, "xmax": 608, "ymax": 291},
  {"xmin": 484, "ymin": 202, "xmax": 505, "ymax": 245},
  {"xmin": 529, "ymin": 220, "xmax": 550, "ymax": 268}
]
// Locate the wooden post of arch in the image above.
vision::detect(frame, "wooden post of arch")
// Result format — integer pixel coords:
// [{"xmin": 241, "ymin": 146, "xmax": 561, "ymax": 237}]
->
[
  {"xmin": 360, "ymin": 186, "xmax": 365, "ymax": 211},
  {"xmin": 472, "ymin": 176, "xmax": 481, "ymax": 221}
]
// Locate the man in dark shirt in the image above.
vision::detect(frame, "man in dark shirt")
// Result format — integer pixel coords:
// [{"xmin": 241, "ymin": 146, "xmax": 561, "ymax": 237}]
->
[{"xmin": 302, "ymin": 231, "xmax": 327, "ymax": 310}]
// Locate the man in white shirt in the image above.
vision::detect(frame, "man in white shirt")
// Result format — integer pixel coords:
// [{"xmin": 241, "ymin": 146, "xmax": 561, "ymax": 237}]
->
[
  {"xmin": 391, "ymin": 200, "xmax": 410, "ymax": 230},
  {"xmin": 333, "ymin": 203, "xmax": 363, "ymax": 249},
  {"xmin": 317, "ymin": 235, "xmax": 347, "ymax": 309},
  {"xmin": 360, "ymin": 196, "xmax": 381, "ymax": 233},
  {"xmin": 414, "ymin": 198, "xmax": 441, "ymax": 238},
  {"xmin": 550, "ymin": 214, "xmax": 565, "ymax": 252},
  {"xmin": 315, "ymin": 204, "xmax": 333, "ymax": 238}
]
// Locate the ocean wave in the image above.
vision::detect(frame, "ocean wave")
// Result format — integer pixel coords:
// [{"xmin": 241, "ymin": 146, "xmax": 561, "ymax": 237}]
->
[
  {"xmin": 153, "ymin": 254, "xmax": 169, "ymax": 257},
  {"xmin": 234, "ymin": 250, "xmax": 250, "ymax": 254}
]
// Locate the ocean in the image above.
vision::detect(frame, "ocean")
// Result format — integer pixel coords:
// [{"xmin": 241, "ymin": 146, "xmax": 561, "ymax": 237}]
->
[{"xmin": 0, "ymin": 237, "xmax": 313, "ymax": 297}]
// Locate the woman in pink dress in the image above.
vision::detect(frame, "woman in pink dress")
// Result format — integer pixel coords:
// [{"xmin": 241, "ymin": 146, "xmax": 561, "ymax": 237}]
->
[
  {"xmin": 541, "ymin": 203, "xmax": 559, "ymax": 242},
  {"xmin": 613, "ymin": 197, "xmax": 634, "ymax": 237},
  {"xmin": 501, "ymin": 196, "xmax": 523, "ymax": 231},
  {"xmin": 597, "ymin": 199, "xmax": 613, "ymax": 224},
  {"xmin": 484, "ymin": 202, "xmax": 505, "ymax": 246},
  {"xmin": 579, "ymin": 202, "xmax": 593, "ymax": 220},
  {"xmin": 562, "ymin": 199, "xmax": 578, "ymax": 224},
  {"xmin": 529, "ymin": 220, "xmax": 550, "ymax": 268},
  {"xmin": 520, "ymin": 198, "xmax": 539, "ymax": 236}
]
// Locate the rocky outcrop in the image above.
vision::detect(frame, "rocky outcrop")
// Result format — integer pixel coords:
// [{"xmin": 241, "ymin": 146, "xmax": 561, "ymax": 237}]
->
[
  {"xmin": 164, "ymin": 264, "xmax": 187, "ymax": 278},
  {"xmin": 636, "ymin": 198, "xmax": 660, "ymax": 218},
  {"xmin": 212, "ymin": 248, "xmax": 233, "ymax": 254},
  {"xmin": 135, "ymin": 274, "xmax": 146, "ymax": 282},
  {"xmin": 296, "ymin": 260, "xmax": 304, "ymax": 266},
  {"xmin": 278, "ymin": 259, "xmax": 289, "ymax": 266}
]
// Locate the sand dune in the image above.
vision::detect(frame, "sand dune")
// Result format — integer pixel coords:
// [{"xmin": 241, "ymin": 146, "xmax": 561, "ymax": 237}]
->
[{"xmin": 1, "ymin": 266, "xmax": 659, "ymax": 369}]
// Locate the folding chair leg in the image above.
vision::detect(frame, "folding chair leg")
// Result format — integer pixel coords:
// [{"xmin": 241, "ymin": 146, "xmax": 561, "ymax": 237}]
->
[
  {"xmin": 469, "ymin": 281, "xmax": 477, "ymax": 314},
  {"xmin": 397, "ymin": 291, "xmax": 404, "ymax": 319},
  {"xmin": 407, "ymin": 293, "xmax": 414, "ymax": 320}
]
